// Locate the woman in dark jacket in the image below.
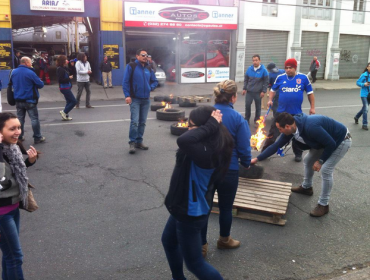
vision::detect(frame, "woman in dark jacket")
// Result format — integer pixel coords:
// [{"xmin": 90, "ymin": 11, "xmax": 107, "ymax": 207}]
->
[
  {"xmin": 162, "ymin": 106, "xmax": 234, "ymax": 280},
  {"xmin": 56, "ymin": 55, "xmax": 77, "ymax": 121},
  {"xmin": 0, "ymin": 112, "xmax": 38, "ymax": 279}
]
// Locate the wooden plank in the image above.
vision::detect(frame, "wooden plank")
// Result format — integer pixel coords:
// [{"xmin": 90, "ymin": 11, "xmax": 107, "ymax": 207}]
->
[
  {"xmin": 214, "ymin": 193, "xmax": 289, "ymax": 206},
  {"xmin": 236, "ymin": 187, "xmax": 291, "ymax": 198},
  {"xmin": 240, "ymin": 178, "xmax": 292, "ymax": 186},
  {"xmin": 238, "ymin": 180, "xmax": 292, "ymax": 190}
]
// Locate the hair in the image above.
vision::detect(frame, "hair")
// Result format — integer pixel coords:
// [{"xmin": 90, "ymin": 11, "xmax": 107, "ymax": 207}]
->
[
  {"xmin": 136, "ymin": 48, "xmax": 147, "ymax": 56},
  {"xmin": 275, "ymin": 112, "xmax": 295, "ymax": 128},
  {"xmin": 252, "ymin": 54, "xmax": 260, "ymax": 60},
  {"xmin": 20, "ymin": 57, "xmax": 30, "ymax": 65},
  {"xmin": 214, "ymin": 80, "xmax": 237, "ymax": 104},
  {"xmin": 77, "ymin": 52, "xmax": 86, "ymax": 62},
  {"xmin": 56, "ymin": 55, "xmax": 67, "ymax": 67},
  {"xmin": 363, "ymin": 62, "xmax": 370, "ymax": 73}
]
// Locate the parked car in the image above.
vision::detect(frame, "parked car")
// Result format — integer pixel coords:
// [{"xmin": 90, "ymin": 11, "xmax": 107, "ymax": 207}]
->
[
  {"xmin": 155, "ymin": 67, "xmax": 166, "ymax": 86},
  {"xmin": 16, "ymin": 47, "xmax": 40, "ymax": 58}
]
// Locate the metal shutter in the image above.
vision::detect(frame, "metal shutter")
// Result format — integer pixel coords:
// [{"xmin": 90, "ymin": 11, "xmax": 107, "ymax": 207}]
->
[
  {"xmin": 301, "ymin": 31, "xmax": 328, "ymax": 79},
  {"xmin": 338, "ymin": 34, "xmax": 370, "ymax": 78},
  {"xmin": 244, "ymin": 29, "xmax": 288, "ymax": 72}
]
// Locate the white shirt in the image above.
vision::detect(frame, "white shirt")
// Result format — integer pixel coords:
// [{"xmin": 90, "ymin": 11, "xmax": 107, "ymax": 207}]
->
[
  {"xmin": 254, "ymin": 65, "xmax": 261, "ymax": 71},
  {"xmin": 75, "ymin": 61, "xmax": 91, "ymax": 82},
  {"xmin": 293, "ymin": 127, "xmax": 306, "ymax": 144}
]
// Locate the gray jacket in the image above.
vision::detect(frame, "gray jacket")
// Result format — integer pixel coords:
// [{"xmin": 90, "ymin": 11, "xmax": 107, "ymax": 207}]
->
[{"xmin": 243, "ymin": 64, "xmax": 269, "ymax": 93}]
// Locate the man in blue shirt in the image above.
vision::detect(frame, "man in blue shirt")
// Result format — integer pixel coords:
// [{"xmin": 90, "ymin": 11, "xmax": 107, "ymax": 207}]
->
[{"xmin": 262, "ymin": 58, "xmax": 315, "ymax": 162}]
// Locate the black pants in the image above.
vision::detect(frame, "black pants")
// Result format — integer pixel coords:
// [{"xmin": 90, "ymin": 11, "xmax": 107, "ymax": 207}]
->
[{"xmin": 311, "ymin": 70, "xmax": 318, "ymax": 83}]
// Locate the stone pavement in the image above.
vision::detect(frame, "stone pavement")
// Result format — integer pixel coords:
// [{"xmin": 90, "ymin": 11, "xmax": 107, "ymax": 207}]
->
[{"xmin": 316, "ymin": 266, "xmax": 370, "ymax": 280}]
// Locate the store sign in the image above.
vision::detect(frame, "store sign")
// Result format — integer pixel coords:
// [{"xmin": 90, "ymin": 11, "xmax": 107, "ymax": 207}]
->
[
  {"xmin": 0, "ymin": 41, "xmax": 12, "ymax": 70},
  {"xmin": 103, "ymin": 45, "xmax": 120, "ymax": 69},
  {"xmin": 207, "ymin": 67, "xmax": 230, "ymax": 83},
  {"xmin": 30, "ymin": 0, "xmax": 84, "ymax": 13},
  {"xmin": 181, "ymin": 68, "xmax": 205, "ymax": 83},
  {"xmin": 125, "ymin": 2, "xmax": 237, "ymax": 30}
]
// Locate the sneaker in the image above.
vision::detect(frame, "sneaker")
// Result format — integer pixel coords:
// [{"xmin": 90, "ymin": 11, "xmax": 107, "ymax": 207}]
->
[
  {"xmin": 310, "ymin": 204, "xmax": 329, "ymax": 217},
  {"xmin": 135, "ymin": 143, "xmax": 149, "ymax": 150},
  {"xmin": 294, "ymin": 155, "xmax": 302, "ymax": 162},
  {"xmin": 34, "ymin": 136, "xmax": 46, "ymax": 144},
  {"xmin": 291, "ymin": 185, "xmax": 313, "ymax": 196},
  {"xmin": 354, "ymin": 117, "xmax": 359, "ymax": 124},
  {"xmin": 86, "ymin": 105, "xmax": 94, "ymax": 109},
  {"xmin": 60, "ymin": 110, "xmax": 68, "ymax": 121},
  {"xmin": 63, "ymin": 116, "xmax": 72, "ymax": 121},
  {"xmin": 217, "ymin": 236, "xmax": 240, "ymax": 249},
  {"xmin": 362, "ymin": 125, "xmax": 368, "ymax": 131},
  {"xmin": 129, "ymin": 142, "xmax": 136, "ymax": 154},
  {"xmin": 75, "ymin": 104, "xmax": 80, "ymax": 109}
]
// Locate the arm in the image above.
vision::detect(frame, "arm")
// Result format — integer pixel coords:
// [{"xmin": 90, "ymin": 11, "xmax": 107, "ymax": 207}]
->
[
  {"xmin": 236, "ymin": 121, "xmax": 252, "ymax": 168},
  {"xmin": 256, "ymin": 134, "xmax": 292, "ymax": 162},
  {"xmin": 150, "ymin": 69, "xmax": 158, "ymax": 90},
  {"xmin": 308, "ymin": 94, "xmax": 315, "ymax": 115},
  {"xmin": 356, "ymin": 74, "xmax": 367, "ymax": 88},
  {"xmin": 76, "ymin": 62, "xmax": 89, "ymax": 75},
  {"xmin": 57, "ymin": 68, "xmax": 70, "ymax": 84},
  {"xmin": 122, "ymin": 64, "xmax": 132, "ymax": 98},
  {"xmin": 31, "ymin": 72, "xmax": 44, "ymax": 89},
  {"xmin": 242, "ymin": 71, "xmax": 249, "ymax": 94}
]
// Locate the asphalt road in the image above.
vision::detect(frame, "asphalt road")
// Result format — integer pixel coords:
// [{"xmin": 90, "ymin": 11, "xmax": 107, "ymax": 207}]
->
[{"xmin": 3, "ymin": 88, "xmax": 369, "ymax": 280}]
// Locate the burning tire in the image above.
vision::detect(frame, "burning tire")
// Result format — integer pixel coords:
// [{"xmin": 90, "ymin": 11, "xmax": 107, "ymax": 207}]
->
[
  {"xmin": 151, "ymin": 103, "xmax": 166, "ymax": 111},
  {"xmin": 170, "ymin": 123, "xmax": 189, "ymax": 136},
  {"xmin": 179, "ymin": 100, "xmax": 197, "ymax": 108},
  {"xmin": 156, "ymin": 109, "xmax": 185, "ymax": 121},
  {"xmin": 154, "ymin": 95, "xmax": 165, "ymax": 102}
]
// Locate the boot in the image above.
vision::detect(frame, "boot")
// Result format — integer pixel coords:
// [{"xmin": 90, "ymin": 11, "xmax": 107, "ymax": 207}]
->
[
  {"xmin": 310, "ymin": 204, "xmax": 329, "ymax": 217},
  {"xmin": 217, "ymin": 236, "xmax": 240, "ymax": 249},
  {"xmin": 201, "ymin": 243, "xmax": 208, "ymax": 258},
  {"xmin": 291, "ymin": 185, "xmax": 313, "ymax": 196}
]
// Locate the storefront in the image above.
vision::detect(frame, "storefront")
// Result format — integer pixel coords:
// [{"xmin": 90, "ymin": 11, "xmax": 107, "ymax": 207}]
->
[{"xmin": 123, "ymin": 2, "xmax": 238, "ymax": 84}]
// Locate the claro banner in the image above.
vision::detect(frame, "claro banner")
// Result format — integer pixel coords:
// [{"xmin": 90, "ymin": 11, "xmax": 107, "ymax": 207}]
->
[{"xmin": 124, "ymin": 2, "xmax": 237, "ymax": 30}]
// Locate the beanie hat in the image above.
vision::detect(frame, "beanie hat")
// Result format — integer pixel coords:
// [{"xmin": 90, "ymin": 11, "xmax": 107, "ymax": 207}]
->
[
  {"xmin": 189, "ymin": 106, "xmax": 215, "ymax": 127},
  {"xmin": 267, "ymin": 63, "xmax": 276, "ymax": 71},
  {"xmin": 284, "ymin": 58, "xmax": 297, "ymax": 69}
]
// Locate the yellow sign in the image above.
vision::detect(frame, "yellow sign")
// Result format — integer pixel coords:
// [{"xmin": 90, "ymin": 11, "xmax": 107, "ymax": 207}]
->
[
  {"xmin": 0, "ymin": 42, "xmax": 12, "ymax": 70},
  {"xmin": 103, "ymin": 44, "xmax": 120, "ymax": 69}
]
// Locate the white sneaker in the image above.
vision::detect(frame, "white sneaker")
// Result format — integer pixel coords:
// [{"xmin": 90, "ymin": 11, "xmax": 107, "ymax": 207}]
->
[{"xmin": 60, "ymin": 110, "xmax": 68, "ymax": 120}]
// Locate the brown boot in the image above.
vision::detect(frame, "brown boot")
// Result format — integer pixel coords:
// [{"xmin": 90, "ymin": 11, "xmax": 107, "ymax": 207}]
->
[
  {"xmin": 217, "ymin": 236, "xmax": 240, "ymax": 249},
  {"xmin": 201, "ymin": 243, "xmax": 208, "ymax": 258},
  {"xmin": 310, "ymin": 204, "xmax": 329, "ymax": 217},
  {"xmin": 291, "ymin": 185, "xmax": 313, "ymax": 196}
]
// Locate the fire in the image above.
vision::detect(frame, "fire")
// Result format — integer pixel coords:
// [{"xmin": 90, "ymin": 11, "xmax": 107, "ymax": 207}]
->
[
  {"xmin": 177, "ymin": 121, "xmax": 188, "ymax": 128},
  {"xmin": 164, "ymin": 103, "xmax": 172, "ymax": 111},
  {"xmin": 250, "ymin": 116, "xmax": 267, "ymax": 151},
  {"xmin": 161, "ymin": 101, "xmax": 166, "ymax": 106}
]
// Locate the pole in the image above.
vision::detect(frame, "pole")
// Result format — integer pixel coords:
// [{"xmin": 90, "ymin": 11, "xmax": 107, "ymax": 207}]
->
[{"xmin": 75, "ymin": 17, "xmax": 78, "ymax": 53}]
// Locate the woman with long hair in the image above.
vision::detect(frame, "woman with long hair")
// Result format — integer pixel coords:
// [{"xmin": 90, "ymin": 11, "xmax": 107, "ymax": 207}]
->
[
  {"xmin": 201, "ymin": 80, "xmax": 252, "ymax": 256},
  {"xmin": 75, "ymin": 52, "xmax": 93, "ymax": 109},
  {"xmin": 0, "ymin": 112, "xmax": 38, "ymax": 279},
  {"xmin": 162, "ymin": 106, "xmax": 234, "ymax": 280},
  {"xmin": 56, "ymin": 55, "xmax": 77, "ymax": 121},
  {"xmin": 354, "ymin": 62, "xmax": 370, "ymax": 130}
]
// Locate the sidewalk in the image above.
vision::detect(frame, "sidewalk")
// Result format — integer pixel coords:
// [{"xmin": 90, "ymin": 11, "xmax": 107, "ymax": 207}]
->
[{"xmin": 1, "ymin": 78, "xmax": 357, "ymax": 104}]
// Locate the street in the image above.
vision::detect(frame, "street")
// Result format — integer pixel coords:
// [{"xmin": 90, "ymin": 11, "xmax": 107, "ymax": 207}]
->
[{"xmin": 2, "ymin": 88, "xmax": 369, "ymax": 280}]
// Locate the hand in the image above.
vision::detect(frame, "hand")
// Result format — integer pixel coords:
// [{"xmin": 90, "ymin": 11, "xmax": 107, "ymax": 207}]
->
[
  {"xmin": 125, "ymin": 97, "xmax": 132, "ymax": 105},
  {"xmin": 251, "ymin": 158, "xmax": 258, "ymax": 165},
  {"xmin": 365, "ymin": 82, "xmax": 370, "ymax": 87},
  {"xmin": 27, "ymin": 146, "xmax": 38, "ymax": 164},
  {"xmin": 309, "ymin": 108, "xmax": 316, "ymax": 115},
  {"xmin": 69, "ymin": 75, "xmax": 73, "ymax": 79},
  {"xmin": 260, "ymin": 92, "xmax": 265, "ymax": 98},
  {"xmin": 242, "ymin": 90, "xmax": 246, "ymax": 96},
  {"xmin": 267, "ymin": 101, "xmax": 273, "ymax": 107},
  {"xmin": 88, "ymin": 71, "xmax": 92, "ymax": 74},
  {"xmin": 0, "ymin": 133, "xmax": 3, "ymax": 143},
  {"xmin": 211, "ymin": 110, "xmax": 222, "ymax": 123},
  {"xmin": 313, "ymin": 160, "xmax": 322, "ymax": 172}
]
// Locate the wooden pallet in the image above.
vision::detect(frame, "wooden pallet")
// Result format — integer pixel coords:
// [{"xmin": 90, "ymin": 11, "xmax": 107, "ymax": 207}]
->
[
  {"xmin": 211, "ymin": 178, "xmax": 292, "ymax": 226},
  {"xmin": 178, "ymin": 96, "xmax": 211, "ymax": 103}
]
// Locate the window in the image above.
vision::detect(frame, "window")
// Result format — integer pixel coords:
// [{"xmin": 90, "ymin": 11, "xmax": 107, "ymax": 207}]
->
[
  {"xmin": 262, "ymin": 0, "xmax": 278, "ymax": 17},
  {"xmin": 302, "ymin": 0, "xmax": 332, "ymax": 20},
  {"xmin": 353, "ymin": 0, "xmax": 366, "ymax": 23}
]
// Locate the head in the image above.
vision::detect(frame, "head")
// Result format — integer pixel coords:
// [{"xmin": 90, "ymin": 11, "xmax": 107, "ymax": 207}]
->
[
  {"xmin": 363, "ymin": 62, "xmax": 370, "ymax": 73},
  {"xmin": 147, "ymin": 55, "xmax": 152, "ymax": 63},
  {"xmin": 136, "ymin": 48, "xmax": 148, "ymax": 65},
  {"xmin": 284, "ymin": 58, "xmax": 297, "ymax": 77},
  {"xmin": 103, "ymin": 56, "xmax": 108, "ymax": 62},
  {"xmin": 77, "ymin": 52, "xmax": 86, "ymax": 62},
  {"xmin": 56, "ymin": 55, "xmax": 68, "ymax": 67},
  {"xmin": 267, "ymin": 63, "xmax": 276, "ymax": 73},
  {"xmin": 20, "ymin": 57, "xmax": 32, "ymax": 68},
  {"xmin": 188, "ymin": 106, "xmax": 215, "ymax": 130},
  {"xmin": 214, "ymin": 80, "xmax": 238, "ymax": 105},
  {"xmin": 252, "ymin": 55, "xmax": 261, "ymax": 67},
  {"xmin": 0, "ymin": 113, "xmax": 21, "ymax": 145},
  {"xmin": 15, "ymin": 51, "xmax": 21, "ymax": 57},
  {"xmin": 313, "ymin": 56, "xmax": 317, "ymax": 61},
  {"xmin": 275, "ymin": 113, "xmax": 297, "ymax": 135},
  {"xmin": 41, "ymin": 52, "xmax": 46, "ymax": 57}
]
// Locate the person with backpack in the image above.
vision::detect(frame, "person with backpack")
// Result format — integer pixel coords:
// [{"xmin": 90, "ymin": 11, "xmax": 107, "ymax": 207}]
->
[
  {"xmin": 122, "ymin": 48, "xmax": 158, "ymax": 154},
  {"xmin": 354, "ymin": 62, "xmax": 370, "ymax": 131},
  {"xmin": 56, "ymin": 55, "xmax": 77, "ymax": 121}
]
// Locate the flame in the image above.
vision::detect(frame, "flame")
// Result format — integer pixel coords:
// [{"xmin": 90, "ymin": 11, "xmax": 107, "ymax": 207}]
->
[
  {"xmin": 161, "ymin": 101, "xmax": 166, "ymax": 106},
  {"xmin": 250, "ymin": 116, "xmax": 267, "ymax": 151},
  {"xmin": 177, "ymin": 121, "xmax": 188, "ymax": 128},
  {"xmin": 163, "ymin": 103, "xmax": 172, "ymax": 111}
]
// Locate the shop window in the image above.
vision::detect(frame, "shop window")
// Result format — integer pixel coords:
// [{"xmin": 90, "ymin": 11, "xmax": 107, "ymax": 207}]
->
[
  {"xmin": 147, "ymin": 0, "xmax": 234, "ymax": 6},
  {"xmin": 302, "ymin": 0, "xmax": 332, "ymax": 20},
  {"xmin": 353, "ymin": 0, "xmax": 366, "ymax": 24},
  {"xmin": 262, "ymin": 0, "xmax": 278, "ymax": 17}
]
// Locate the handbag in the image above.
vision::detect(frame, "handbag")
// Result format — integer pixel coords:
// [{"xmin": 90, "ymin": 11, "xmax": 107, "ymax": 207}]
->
[
  {"xmin": 19, "ymin": 183, "xmax": 39, "ymax": 212},
  {"xmin": 7, "ymin": 70, "xmax": 16, "ymax": 106}
]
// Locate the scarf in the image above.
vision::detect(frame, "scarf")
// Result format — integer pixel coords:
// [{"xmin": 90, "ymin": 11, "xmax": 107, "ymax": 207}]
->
[{"xmin": 2, "ymin": 144, "xmax": 29, "ymax": 207}]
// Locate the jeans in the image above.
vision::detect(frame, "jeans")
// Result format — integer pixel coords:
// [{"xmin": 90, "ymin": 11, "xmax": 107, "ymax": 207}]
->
[
  {"xmin": 129, "ymin": 98, "xmax": 150, "ymax": 144},
  {"xmin": 16, "ymin": 102, "xmax": 42, "ymax": 140},
  {"xmin": 0, "ymin": 208, "xmax": 24, "ymax": 280},
  {"xmin": 60, "ymin": 89, "xmax": 77, "ymax": 115},
  {"xmin": 355, "ymin": 97, "xmax": 369, "ymax": 126},
  {"xmin": 162, "ymin": 215, "xmax": 224, "ymax": 280},
  {"xmin": 245, "ymin": 91, "xmax": 262, "ymax": 123},
  {"xmin": 76, "ymin": 82, "xmax": 91, "ymax": 106},
  {"xmin": 201, "ymin": 170, "xmax": 239, "ymax": 244},
  {"xmin": 302, "ymin": 138, "xmax": 352, "ymax": 206},
  {"xmin": 311, "ymin": 69, "xmax": 318, "ymax": 83}
]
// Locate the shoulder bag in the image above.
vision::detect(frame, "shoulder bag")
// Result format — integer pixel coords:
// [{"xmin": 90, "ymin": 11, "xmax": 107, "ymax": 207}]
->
[{"xmin": 7, "ymin": 70, "xmax": 16, "ymax": 106}]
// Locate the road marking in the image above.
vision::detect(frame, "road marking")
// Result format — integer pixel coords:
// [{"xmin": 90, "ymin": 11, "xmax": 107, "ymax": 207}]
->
[
  {"xmin": 5, "ymin": 104, "xmax": 127, "ymax": 112},
  {"xmin": 42, "ymin": 118, "xmax": 157, "ymax": 126}
]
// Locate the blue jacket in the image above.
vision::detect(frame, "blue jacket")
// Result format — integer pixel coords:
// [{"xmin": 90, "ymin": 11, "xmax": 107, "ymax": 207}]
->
[
  {"xmin": 214, "ymin": 103, "xmax": 251, "ymax": 170},
  {"xmin": 356, "ymin": 71, "xmax": 370, "ymax": 98},
  {"xmin": 122, "ymin": 60, "xmax": 158, "ymax": 99},
  {"xmin": 12, "ymin": 65, "xmax": 44, "ymax": 103},
  {"xmin": 243, "ymin": 64, "xmax": 269, "ymax": 93},
  {"xmin": 257, "ymin": 114, "xmax": 347, "ymax": 163}
]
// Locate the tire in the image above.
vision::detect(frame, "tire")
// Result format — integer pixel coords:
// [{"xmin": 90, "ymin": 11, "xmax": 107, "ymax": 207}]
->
[
  {"xmin": 170, "ymin": 123, "xmax": 189, "ymax": 136},
  {"xmin": 179, "ymin": 100, "xmax": 197, "ymax": 107},
  {"xmin": 156, "ymin": 109, "xmax": 185, "ymax": 121},
  {"xmin": 151, "ymin": 103, "xmax": 166, "ymax": 111},
  {"xmin": 154, "ymin": 95, "xmax": 165, "ymax": 102},
  {"xmin": 169, "ymin": 97, "xmax": 178, "ymax": 104},
  {"xmin": 163, "ymin": 95, "xmax": 171, "ymax": 102}
]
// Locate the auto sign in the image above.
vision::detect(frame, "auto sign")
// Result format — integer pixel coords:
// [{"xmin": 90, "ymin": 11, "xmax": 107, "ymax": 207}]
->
[
  {"xmin": 159, "ymin": 7, "xmax": 209, "ymax": 22},
  {"xmin": 182, "ymin": 71, "xmax": 205, "ymax": 78},
  {"xmin": 182, "ymin": 40, "xmax": 203, "ymax": 45}
]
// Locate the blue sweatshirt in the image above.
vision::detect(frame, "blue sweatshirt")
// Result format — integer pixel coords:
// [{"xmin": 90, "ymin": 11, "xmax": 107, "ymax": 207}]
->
[
  {"xmin": 257, "ymin": 114, "xmax": 347, "ymax": 163},
  {"xmin": 356, "ymin": 71, "xmax": 370, "ymax": 98},
  {"xmin": 214, "ymin": 103, "xmax": 251, "ymax": 169},
  {"xmin": 243, "ymin": 64, "xmax": 269, "ymax": 93},
  {"xmin": 11, "ymin": 65, "xmax": 44, "ymax": 103}
]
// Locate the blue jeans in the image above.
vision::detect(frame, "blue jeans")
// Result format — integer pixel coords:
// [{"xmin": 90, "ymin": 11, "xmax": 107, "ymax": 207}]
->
[
  {"xmin": 162, "ymin": 215, "xmax": 224, "ymax": 280},
  {"xmin": 302, "ymin": 138, "xmax": 352, "ymax": 206},
  {"xmin": 129, "ymin": 98, "xmax": 150, "ymax": 144},
  {"xmin": 0, "ymin": 208, "xmax": 24, "ymax": 280},
  {"xmin": 355, "ymin": 97, "xmax": 369, "ymax": 126},
  {"xmin": 201, "ymin": 170, "xmax": 239, "ymax": 244},
  {"xmin": 245, "ymin": 91, "xmax": 262, "ymax": 123},
  {"xmin": 16, "ymin": 102, "xmax": 42, "ymax": 140},
  {"xmin": 60, "ymin": 89, "xmax": 77, "ymax": 115}
]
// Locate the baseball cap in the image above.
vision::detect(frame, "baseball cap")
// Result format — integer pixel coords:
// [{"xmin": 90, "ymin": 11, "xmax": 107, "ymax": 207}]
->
[{"xmin": 267, "ymin": 63, "xmax": 276, "ymax": 71}]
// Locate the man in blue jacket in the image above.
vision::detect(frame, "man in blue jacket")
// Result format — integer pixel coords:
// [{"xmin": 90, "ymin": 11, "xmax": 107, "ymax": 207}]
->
[
  {"xmin": 251, "ymin": 113, "xmax": 352, "ymax": 217},
  {"xmin": 266, "ymin": 63, "xmax": 285, "ymax": 117},
  {"xmin": 242, "ymin": 54, "xmax": 269, "ymax": 124},
  {"xmin": 12, "ymin": 57, "xmax": 45, "ymax": 144},
  {"xmin": 123, "ymin": 48, "xmax": 158, "ymax": 154}
]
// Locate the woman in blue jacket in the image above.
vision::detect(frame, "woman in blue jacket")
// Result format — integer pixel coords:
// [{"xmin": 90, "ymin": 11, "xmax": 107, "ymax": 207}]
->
[
  {"xmin": 201, "ymin": 80, "xmax": 252, "ymax": 256},
  {"xmin": 354, "ymin": 62, "xmax": 370, "ymax": 130},
  {"xmin": 162, "ymin": 106, "xmax": 233, "ymax": 280}
]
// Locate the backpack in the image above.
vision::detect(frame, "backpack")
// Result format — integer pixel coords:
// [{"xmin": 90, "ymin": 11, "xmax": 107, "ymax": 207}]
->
[{"xmin": 128, "ymin": 62, "xmax": 152, "ymax": 98}]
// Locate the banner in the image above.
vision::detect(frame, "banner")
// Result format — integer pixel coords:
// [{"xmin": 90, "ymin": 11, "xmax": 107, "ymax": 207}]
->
[
  {"xmin": 30, "ymin": 0, "xmax": 84, "ymax": 12},
  {"xmin": 103, "ymin": 45, "xmax": 120, "ymax": 69},
  {"xmin": 0, "ymin": 41, "xmax": 12, "ymax": 70},
  {"xmin": 181, "ymin": 68, "xmax": 205, "ymax": 83},
  {"xmin": 206, "ymin": 67, "xmax": 230, "ymax": 83},
  {"xmin": 124, "ymin": 2, "xmax": 237, "ymax": 30}
]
